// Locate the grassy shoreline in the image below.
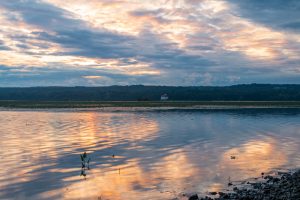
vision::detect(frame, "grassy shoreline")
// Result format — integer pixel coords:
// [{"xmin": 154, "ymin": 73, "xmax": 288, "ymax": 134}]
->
[{"xmin": 0, "ymin": 100, "xmax": 300, "ymax": 109}]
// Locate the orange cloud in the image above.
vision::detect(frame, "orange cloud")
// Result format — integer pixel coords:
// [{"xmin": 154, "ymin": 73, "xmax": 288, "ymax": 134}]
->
[{"xmin": 82, "ymin": 75, "xmax": 103, "ymax": 79}]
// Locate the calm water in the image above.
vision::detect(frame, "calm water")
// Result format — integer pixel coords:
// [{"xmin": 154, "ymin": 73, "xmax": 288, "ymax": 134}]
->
[{"xmin": 0, "ymin": 109, "xmax": 300, "ymax": 200}]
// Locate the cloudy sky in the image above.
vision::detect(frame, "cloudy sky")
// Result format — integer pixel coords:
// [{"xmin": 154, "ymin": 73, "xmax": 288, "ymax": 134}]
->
[{"xmin": 0, "ymin": 0, "xmax": 299, "ymax": 86}]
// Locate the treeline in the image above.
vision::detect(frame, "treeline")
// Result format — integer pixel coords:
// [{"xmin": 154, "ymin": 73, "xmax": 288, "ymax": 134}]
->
[{"xmin": 0, "ymin": 84, "xmax": 299, "ymax": 101}]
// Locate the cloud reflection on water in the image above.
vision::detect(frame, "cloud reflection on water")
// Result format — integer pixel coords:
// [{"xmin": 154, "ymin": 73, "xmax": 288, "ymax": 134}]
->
[{"xmin": 0, "ymin": 109, "xmax": 299, "ymax": 199}]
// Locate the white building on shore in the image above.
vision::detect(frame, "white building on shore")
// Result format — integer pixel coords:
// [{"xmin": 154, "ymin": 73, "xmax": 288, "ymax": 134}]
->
[{"xmin": 160, "ymin": 94, "xmax": 169, "ymax": 101}]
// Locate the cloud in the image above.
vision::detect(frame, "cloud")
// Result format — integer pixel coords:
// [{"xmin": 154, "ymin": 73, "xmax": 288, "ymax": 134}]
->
[
  {"xmin": 281, "ymin": 21, "xmax": 300, "ymax": 31},
  {"xmin": 0, "ymin": 0, "xmax": 299, "ymax": 86},
  {"xmin": 33, "ymin": 30, "xmax": 136, "ymax": 59},
  {"xmin": 227, "ymin": 0, "xmax": 300, "ymax": 32},
  {"xmin": 82, "ymin": 76, "xmax": 103, "ymax": 79},
  {"xmin": 0, "ymin": 0, "xmax": 83, "ymax": 30},
  {"xmin": 0, "ymin": 40, "xmax": 10, "ymax": 50}
]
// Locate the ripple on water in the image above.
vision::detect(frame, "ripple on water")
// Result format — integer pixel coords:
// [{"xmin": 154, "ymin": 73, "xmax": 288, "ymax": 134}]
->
[{"xmin": 0, "ymin": 109, "xmax": 299, "ymax": 200}]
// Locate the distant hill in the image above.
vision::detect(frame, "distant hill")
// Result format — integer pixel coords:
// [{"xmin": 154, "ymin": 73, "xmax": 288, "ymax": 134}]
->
[{"xmin": 0, "ymin": 84, "xmax": 300, "ymax": 101}]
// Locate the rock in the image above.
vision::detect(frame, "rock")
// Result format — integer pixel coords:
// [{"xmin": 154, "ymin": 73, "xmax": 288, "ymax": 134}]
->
[
  {"xmin": 218, "ymin": 192, "xmax": 225, "ymax": 196},
  {"xmin": 278, "ymin": 171, "xmax": 288, "ymax": 176},
  {"xmin": 221, "ymin": 193, "xmax": 230, "ymax": 199},
  {"xmin": 189, "ymin": 169, "xmax": 300, "ymax": 200},
  {"xmin": 188, "ymin": 194, "xmax": 199, "ymax": 200},
  {"xmin": 274, "ymin": 177, "xmax": 280, "ymax": 183},
  {"xmin": 264, "ymin": 175, "xmax": 273, "ymax": 180}
]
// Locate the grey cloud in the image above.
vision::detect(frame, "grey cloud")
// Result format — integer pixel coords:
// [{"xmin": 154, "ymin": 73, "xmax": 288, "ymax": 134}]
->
[
  {"xmin": 281, "ymin": 21, "xmax": 300, "ymax": 31},
  {"xmin": 0, "ymin": 0, "xmax": 299, "ymax": 86},
  {"xmin": 0, "ymin": 1, "xmax": 139, "ymax": 59},
  {"xmin": 0, "ymin": 64, "xmax": 159, "ymax": 86},
  {"xmin": 0, "ymin": 65, "xmax": 11, "ymax": 71},
  {"xmin": 0, "ymin": 0, "xmax": 216, "ymax": 69},
  {"xmin": 0, "ymin": 0, "xmax": 84, "ymax": 30},
  {"xmin": 228, "ymin": 0, "xmax": 300, "ymax": 32},
  {"xmin": 130, "ymin": 9, "xmax": 163, "ymax": 17},
  {"xmin": 0, "ymin": 40, "xmax": 11, "ymax": 50},
  {"xmin": 0, "ymin": 61, "xmax": 299, "ymax": 86},
  {"xmin": 34, "ymin": 30, "xmax": 137, "ymax": 58},
  {"xmin": 129, "ymin": 8, "xmax": 171, "ymax": 24},
  {"xmin": 1, "ymin": 0, "xmax": 216, "ymax": 69}
]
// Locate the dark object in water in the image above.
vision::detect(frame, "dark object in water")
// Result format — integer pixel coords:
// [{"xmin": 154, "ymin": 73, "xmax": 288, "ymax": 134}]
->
[
  {"xmin": 80, "ymin": 170, "xmax": 86, "ymax": 177},
  {"xmin": 80, "ymin": 152, "xmax": 90, "ymax": 168},
  {"xmin": 80, "ymin": 152, "xmax": 87, "ymax": 161},
  {"xmin": 80, "ymin": 152, "xmax": 91, "ymax": 179},
  {"xmin": 230, "ymin": 156, "xmax": 236, "ymax": 159},
  {"xmin": 189, "ymin": 194, "xmax": 199, "ymax": 200},
  {"xmin": 228, "ymin": 176, "xmax": 233, "ymax": 186}
]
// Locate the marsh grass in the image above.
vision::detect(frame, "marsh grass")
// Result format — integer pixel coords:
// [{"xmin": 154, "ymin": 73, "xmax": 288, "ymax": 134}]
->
[{"xmin": 0, "ymin": 100, "xmax": 300, "ymax": 109}]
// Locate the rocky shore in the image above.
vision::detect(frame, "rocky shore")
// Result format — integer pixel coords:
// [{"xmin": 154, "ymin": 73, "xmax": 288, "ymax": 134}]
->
[{"xmin": 188, "ymin": 169, "xmax": 300, "ymax": 200}]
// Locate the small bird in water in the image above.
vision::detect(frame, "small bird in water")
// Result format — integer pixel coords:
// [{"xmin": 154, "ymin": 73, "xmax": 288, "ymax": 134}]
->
[
  {"xmin": 112, "ymin": 154, "xmax": 115, "ymax": 158},
  {"xmin": 230, "ymin": 156, "xmax": 236, "ymax": 159}
]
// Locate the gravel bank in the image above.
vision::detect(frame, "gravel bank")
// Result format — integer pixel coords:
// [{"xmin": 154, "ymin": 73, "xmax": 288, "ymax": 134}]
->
[{"xmin": 188, "ymin": 170, "xmax": 300, "ymax": 200}]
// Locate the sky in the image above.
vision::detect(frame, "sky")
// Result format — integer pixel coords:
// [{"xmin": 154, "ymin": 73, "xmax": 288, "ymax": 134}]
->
[{"xmin": 0, "ymin": 0, "xmax": 299, "ymax": 86}]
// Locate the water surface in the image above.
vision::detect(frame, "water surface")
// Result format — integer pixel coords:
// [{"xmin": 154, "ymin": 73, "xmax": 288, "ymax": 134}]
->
[{"xmin": 0, "ymin": 109, "xmax": 300, "ymax": 199}]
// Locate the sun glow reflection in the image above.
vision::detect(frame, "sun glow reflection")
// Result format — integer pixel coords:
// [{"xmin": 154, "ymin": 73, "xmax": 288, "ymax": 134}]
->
[{"xmin": 220, "ymin": 137, "xmax": 288, "ymax": 179}]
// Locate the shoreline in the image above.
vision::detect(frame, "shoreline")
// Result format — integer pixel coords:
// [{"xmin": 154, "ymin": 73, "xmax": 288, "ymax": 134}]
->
[
  {"xmin": 0, "ymin": 101, "xmax": 300, "ymax": 111},
  {"xmin": 187, "ymin": 169, "xmax": 300, "ymax": 200},
  {"xmin": 1, "ymin": 105, "xmax": 300, "ymax": 112}
]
